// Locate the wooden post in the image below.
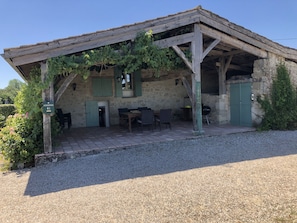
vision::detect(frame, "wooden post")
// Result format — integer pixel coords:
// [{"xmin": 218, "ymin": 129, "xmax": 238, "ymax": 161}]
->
[
  {"xmin": 218, "ymin": 56, "xmax": 232, "ymax": 95},
  {"xmin": 41, "ymin": 61, "xmax": 53, "ymax": 153},
  {"xmin": 191, "ymin": 24, "xmax": 204, "ymax": 135}
]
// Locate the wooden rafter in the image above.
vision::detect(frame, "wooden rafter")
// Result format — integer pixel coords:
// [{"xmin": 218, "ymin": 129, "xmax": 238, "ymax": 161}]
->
[
  {"xmin": 202, "ymin": 39, "xmax": 220, "ymax": 59},
  {"xmin": 181, "ymin": 76, "xmax": 192, "ymax": 102},
  {"xmin": 154, "ymin": 33, "xmax": 194, "ymax": 49},
  {"xmin": 55, "ymin": 73, "xmax": 78, "ymax": 103},
  {"xmin": 172, "ymin": 45, "xmax": 193, "ymax": 71},
  {"xmin": 216, "ymin": 62, "xmax": 251, "ymax": 73},
  {"xmin": 199, "ymin": 24, "xmax": 268, "ymax": 58}
]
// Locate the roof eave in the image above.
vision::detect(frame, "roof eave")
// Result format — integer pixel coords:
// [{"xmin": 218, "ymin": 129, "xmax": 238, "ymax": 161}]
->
[{"xmin": 1, "ymin": 53, "xmax": 27, "ymax": 82}]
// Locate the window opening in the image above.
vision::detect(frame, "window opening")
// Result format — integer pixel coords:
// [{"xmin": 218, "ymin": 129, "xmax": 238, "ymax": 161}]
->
[{"xmin": 122, "ymin": 73, "xmax": 133, "ymax": 90}]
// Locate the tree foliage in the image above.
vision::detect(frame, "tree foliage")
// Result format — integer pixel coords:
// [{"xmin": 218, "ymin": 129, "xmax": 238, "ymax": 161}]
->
[
  {"xmin": 0, "ymin": 79, "xmax": 25, "ymax": 104},
  {"xmin": 257, "ymin": 63, "xmax": 297, "ymax": 130}
]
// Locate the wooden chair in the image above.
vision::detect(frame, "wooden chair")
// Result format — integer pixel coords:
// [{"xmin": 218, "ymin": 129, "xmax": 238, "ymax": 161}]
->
[
  {"xmin": 137, "ymin": 109, "xmax": 154, "ymax": 131},
  {"xmin": 155, "ymin": 109, "xmax": 172, "ymax": 130}
]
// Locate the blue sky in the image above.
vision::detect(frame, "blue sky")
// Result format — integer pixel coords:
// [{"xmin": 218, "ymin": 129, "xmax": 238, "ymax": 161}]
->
[{"xmin": 1, "ymin": 0, "xmax": 297, "ymax": 89}]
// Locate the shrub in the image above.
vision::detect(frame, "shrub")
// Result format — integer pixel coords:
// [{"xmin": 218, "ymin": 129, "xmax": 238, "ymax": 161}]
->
[
  {"xmin": 258, "ymin": 63, "xmax": 297, "ymax": 130},
  {"xmin": 0, "ymin": 76, "xmax": 60, "ymax": 168},
  {"xmin": 0, "ymin": 113, "xmax": 43, "ymax": 168},
  {"xmin": 0, "ymin": 104, "xmax": 16, "ymax": 128}
]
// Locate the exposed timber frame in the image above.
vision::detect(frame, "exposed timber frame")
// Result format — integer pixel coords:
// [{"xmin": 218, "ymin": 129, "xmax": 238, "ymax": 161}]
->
[
  {"xmin": 41, "ymin": 61, "xmax": 54, "ymax": 153},
  {"xmin": 55, "ymin": 73, "xmax": 78, "ymax": 103},
  {"xmin": 218, "ymin": 56, "xmax": 233, "ymax": 94}
]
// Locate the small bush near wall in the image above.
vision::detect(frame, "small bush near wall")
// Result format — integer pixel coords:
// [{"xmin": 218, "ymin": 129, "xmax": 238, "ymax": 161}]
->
[
  {"xmin": 0, "ymin": 104, "xmax": 16, "ymax": 128},
  {"xmin": 257, "ymin": 63, "xmax": 297, "ymax": 130}
]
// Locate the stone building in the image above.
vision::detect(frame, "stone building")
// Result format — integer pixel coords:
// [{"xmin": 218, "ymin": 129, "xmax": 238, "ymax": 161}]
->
[{"xmin": 2, "ymin": 6, "xmax": 297, "ymax": 153}]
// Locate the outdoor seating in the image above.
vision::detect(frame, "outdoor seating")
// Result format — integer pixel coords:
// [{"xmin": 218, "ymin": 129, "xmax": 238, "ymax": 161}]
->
[
  {"xmin": 137, "ymin": 107, "xmax": 150, "ymax": 111},
  {"xmin": 56, "ymin": 108, "xmax": 72, "ymax": 129},
  {"xmin": 137, "ymin": 109, "xmax": 155, "ymax": 131},
  {"xmin": 202, "ymin": 105, "xmax": 211, "ymax": 125},
  {"xmin": 118, "ymin": 108, "xmax": 130, "ymax": 127},
  {"xmin": 155, "ymin": 109, "xmax": 172, "ymax": 130}
]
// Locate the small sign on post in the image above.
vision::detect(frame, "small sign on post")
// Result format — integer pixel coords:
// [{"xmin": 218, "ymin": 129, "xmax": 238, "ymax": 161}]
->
[{"xmin": 42, "ymin": 101, "xmax": 55, "ymax": 115}]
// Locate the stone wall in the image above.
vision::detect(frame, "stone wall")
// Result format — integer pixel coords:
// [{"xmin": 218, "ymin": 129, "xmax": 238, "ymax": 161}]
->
[
  {"xmin": 201, "ymin": 94, "xmax": 224, "ymax": 124},
  {"xmin": 56, "ymin": 68, "xmax": 188, "ymax": 127},
  {"xmin": 251, "ymin": 53, "xmax": 297, "ymax": 125}
]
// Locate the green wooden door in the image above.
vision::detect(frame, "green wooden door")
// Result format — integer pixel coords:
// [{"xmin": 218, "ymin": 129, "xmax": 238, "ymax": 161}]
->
[
  {"xmin": 230, "ymin": 83, "xmax": 252, "ymax": 127},
  {"xmin": 86, "ymin": 101, "xmax": 99, "ymax": 127}
]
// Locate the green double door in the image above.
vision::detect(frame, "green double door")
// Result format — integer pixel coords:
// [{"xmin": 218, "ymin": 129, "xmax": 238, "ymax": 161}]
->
[{"xmin": 230, "ymin": 82, "xmax": 252, "ymax": 127}]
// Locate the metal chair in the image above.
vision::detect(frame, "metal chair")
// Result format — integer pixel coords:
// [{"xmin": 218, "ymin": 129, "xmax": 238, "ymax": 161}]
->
[
  {"xmin": 155, "ymin": 109, "xmax": 172, "ymax": 130},
  {"xmin": 137, "ymin": 109, "xmax": 154, "ymax": 131},
  {"xmin": 202, "ymin": 105, "xmax": 211, "ymax": 125},
  {"xmin": 56, "ymin": 108, "xmax": 72, "ymax": 129}
]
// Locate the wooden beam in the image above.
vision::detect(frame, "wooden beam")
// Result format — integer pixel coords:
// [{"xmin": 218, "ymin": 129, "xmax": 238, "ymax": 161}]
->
[
  {"xmin": 223, "ymin": 56, "xmax": 232, "ymax": 74},
  {"xmin": 223, "ymin": 49, "xmax": 243, "ymax": 56},
  {"xmin": 191, "ymin": 24, "xmax": 204, "ymax": 135},
  {"xmin": 218, "ymin": 56, "xmax": 232, "ymax": 94},
  {"xmin": 199, "ymin": 24, "xmax": 268, "ymax": 58},
  {"xmin": 154, "ymin": 33, "xmax": 194, "ymax": 49},
  {"xmin": 202, "ymin": 39, "xmax": 220, "ymax": 59},
  {"xmin": 216, "ymin": 62, "xmax": 251, "ymax": 72},
  {"xmin": 181, "ymin": 76, "xmax": 192, "ymax": 102},
  {"xmin": 5, "ymin": 9, "xmax": 200, "ymax": 59},
  {"xmin": 41, "ymin": 61, "xmax": 53, "ymax": 153},
  {"xmin": 55, "ymin": 73, "xmax": 78, "ymax": 103},
  {"xmin": 9, "ymin": 14, "xmax": 201, "ymax": 66},
  {"xmin": 200, "ymin": 10, "xmax": 297, "ymax": 61},
  {"xmin": 172, "ymin": 45, "xmax": 193, "ymax": 71}
]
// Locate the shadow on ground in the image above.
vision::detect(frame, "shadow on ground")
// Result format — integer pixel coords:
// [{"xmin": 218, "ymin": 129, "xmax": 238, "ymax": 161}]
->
[{"xmin": 24, "ymin": 130, "xmax": 297, "ymax": 196}]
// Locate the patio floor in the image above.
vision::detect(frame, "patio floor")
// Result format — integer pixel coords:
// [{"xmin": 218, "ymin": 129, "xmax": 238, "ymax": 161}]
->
[
  {"xmin": 35, "ymin": 121, "xmax": 256, "ymax": 166},
  {"xmin": 54, "ymin": 121, "xmax": 256, "ymax": 153}
]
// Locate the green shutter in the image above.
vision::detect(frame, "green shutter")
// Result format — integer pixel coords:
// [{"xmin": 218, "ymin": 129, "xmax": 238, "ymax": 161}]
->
[
  {"xmin": 92, "ymin": 78, "xmax": 101, "ymax": 96},
  {"xmin": 134, "ymin": 70, "xmax": 142, "ymax": 96},
  {"xmin": 114, "ymin": 67, "xmax": 123, "ymax": 97},
  {"xmin": 101, "ymin": 78, "xmax": 112, "ymax": 96},
  {"xmin": 92, "ymin": 78, "xmax": 112, "ymax": 97}
]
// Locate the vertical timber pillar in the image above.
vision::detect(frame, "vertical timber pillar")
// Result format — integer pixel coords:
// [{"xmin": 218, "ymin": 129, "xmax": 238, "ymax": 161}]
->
[
  {"xmin": 192, "ymin": 24, "xmax": 204, "ymax": 135},
  {"xmin": 41, "ymin": 61, "xmax": 53, "ymax": 153},
  {"xmin": 219, "ymin": 57, "xmax": 226, "ymax": 95}
]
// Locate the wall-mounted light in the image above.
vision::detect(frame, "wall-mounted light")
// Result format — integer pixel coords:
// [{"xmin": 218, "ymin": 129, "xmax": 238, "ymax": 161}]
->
[{"xmin": 72, "ymin": 83, "xmax": 77, "ymax": 91}]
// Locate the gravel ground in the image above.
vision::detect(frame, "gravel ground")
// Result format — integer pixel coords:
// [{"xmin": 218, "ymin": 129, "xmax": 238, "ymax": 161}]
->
[{"xmin": 1, "ymin": 130, "xmax": 297, "ymax": 223}]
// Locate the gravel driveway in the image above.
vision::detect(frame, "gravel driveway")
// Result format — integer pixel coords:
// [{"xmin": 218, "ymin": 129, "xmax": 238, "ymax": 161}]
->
[{"xmin": 1, "ymin": 130, "xmax": 297, "ymax": 223}]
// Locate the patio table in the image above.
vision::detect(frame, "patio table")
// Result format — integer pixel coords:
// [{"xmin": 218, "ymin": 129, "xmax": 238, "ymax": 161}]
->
[
  {"xmin": 122, "ymin": 111, "xmax": 140, "ymax": 132},
  {"xmin": 122, "ymin": 110, "xmax": 159, "ymax": 132}
]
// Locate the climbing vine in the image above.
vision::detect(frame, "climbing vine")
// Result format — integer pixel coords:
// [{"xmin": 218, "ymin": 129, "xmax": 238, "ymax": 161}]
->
[{"xmin": 45, "ymin": 30, "xmax": 186, "ymax": 80}]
